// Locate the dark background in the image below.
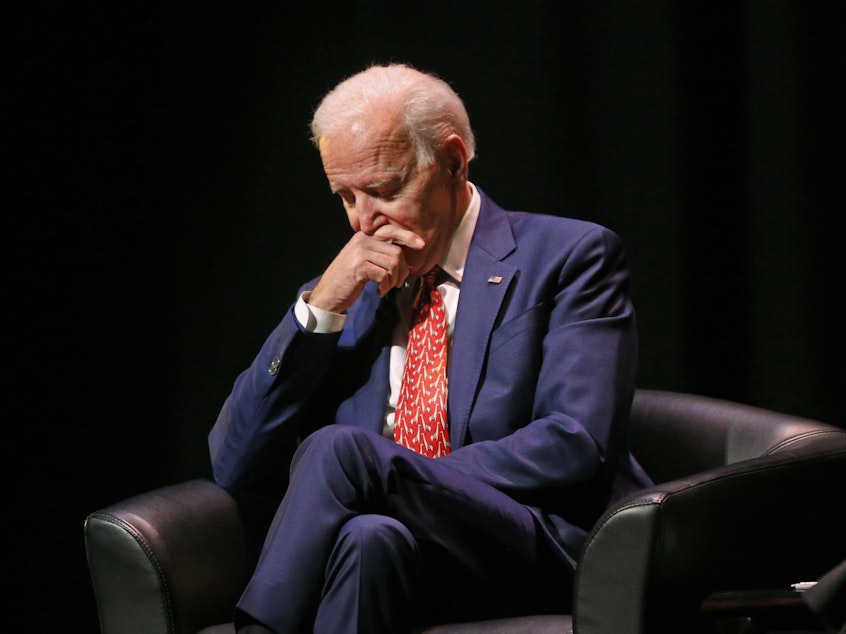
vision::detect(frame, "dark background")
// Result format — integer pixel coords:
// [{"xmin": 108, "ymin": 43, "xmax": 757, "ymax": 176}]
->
[{"xmin": 6, "ymin": 1, "xmax": 845, "ymax": 630}]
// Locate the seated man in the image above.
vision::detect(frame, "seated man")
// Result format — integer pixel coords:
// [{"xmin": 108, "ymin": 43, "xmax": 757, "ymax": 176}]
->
[{"xmin": 209, "ymin": 63, "xmax": 652, "ymax": 634}]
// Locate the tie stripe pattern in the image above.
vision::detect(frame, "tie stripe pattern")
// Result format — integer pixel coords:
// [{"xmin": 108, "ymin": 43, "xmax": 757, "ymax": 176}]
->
[{"xmin": 394, "ymin": 270, "xmax": 451, "ymax": 458}]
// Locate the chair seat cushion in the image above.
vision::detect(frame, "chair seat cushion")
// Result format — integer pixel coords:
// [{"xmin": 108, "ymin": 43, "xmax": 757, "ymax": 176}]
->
[
  {"xmin": 198, "ymin": 625, "xmax": 235, "ymax": 634},
  {"xmin": 197, "ymin": 615, "xmax": 574, "ymax": 634},
  {"xmin": 419, "ymin": 614, "xmax": 573, "ymax": 633}
]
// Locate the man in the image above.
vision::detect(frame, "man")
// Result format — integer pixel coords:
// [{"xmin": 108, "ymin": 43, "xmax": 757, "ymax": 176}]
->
[{"xmin": 209, "ymin": 63, "xmax": 652, "ymax": 633}]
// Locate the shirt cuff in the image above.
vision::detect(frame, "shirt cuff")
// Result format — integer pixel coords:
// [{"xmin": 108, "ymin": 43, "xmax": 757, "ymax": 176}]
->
[{"xmin": 293, "ymin": 291, "xmax": 347, "ymax": 333}]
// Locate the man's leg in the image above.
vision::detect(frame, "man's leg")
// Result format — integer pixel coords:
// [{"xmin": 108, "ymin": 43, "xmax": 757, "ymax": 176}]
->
[
  {"xmin": 235, "ymin": 425, "xmax": 571, "ymax": 633},
  {"xmin": 314, "ymin": 514, "xmax": 421, "ymax": 633}
]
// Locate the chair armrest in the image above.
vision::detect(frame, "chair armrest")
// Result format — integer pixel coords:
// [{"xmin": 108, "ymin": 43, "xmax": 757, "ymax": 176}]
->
[
  {"xmin": 85, "ymin": 479, "xmax": 247, "ymax": 634},
  {"xmin": 573, "ymin": 442, "xmax": 846, "ymax": 634}
]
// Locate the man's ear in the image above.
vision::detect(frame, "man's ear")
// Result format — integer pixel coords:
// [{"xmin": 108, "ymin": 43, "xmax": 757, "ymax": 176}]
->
[{"xmin": 443, "ymin": 134, "xmax": 468, "ymax": 180}]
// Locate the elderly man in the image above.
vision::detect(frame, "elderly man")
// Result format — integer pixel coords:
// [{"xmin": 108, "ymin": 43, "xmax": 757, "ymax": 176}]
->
[{"xmin": 209, "ymin": 63, "xmax": 652, "ymax": 633}]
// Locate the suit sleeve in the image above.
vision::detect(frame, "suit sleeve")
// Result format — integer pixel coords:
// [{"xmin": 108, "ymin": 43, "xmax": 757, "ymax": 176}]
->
[
  {"xmin": 208, "ymin": 298, "xmax": 342, "ymax": 497},
  {"xmin": 439, "ymin": 226, "xmax": 639, "ymax": 506}
]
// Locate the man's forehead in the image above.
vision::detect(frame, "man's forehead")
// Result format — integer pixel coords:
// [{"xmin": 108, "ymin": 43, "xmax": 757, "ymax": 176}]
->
[
  {"xmin": 320, "ymin": 127, "xmax": 415, "ymax": 190},
  {"xmin": 324, "ymin": 117, "xmax": 410, "ymax": 151},
  {"xmin": 325, "ymin": 165, "xmax": 411, "ymax": 194}
]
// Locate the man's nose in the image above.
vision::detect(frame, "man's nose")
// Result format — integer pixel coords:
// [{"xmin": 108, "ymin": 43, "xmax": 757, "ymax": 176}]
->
[{"xmin": 356, "ymin": 195, "xmax": 382, "ymax": 235}]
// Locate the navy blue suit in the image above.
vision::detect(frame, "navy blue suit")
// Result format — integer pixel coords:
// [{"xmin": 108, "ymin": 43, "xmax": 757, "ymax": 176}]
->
[{"xmin": 209, "ymin": 189, "xmax": 652, "ymax": 632}]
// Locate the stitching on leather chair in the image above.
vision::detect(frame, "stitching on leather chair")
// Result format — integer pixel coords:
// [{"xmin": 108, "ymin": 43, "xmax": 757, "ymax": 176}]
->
[
  {"xmin": 764, "ymin": 429, "xmax": 846, "ymax": 455},
  {"xmin": 89, "ymin": 511, "xmax": 177, "ymax": 632},
  {"xmin": 676, "ymin": 446, "xmax": 844, "ymax": 495},
  {"xmin": 585, "ymin": 498, "xmax": 663, "ymax": 539}
]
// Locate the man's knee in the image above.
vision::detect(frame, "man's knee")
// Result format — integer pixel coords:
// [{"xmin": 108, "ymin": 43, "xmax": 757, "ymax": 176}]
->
[
  {"xmin": 336, "ymin": 514, "xmax": 418, "ymax": 562},
  {"xmin": 291, "ymin": 425, "xmax": 377, "ymax": 477}
]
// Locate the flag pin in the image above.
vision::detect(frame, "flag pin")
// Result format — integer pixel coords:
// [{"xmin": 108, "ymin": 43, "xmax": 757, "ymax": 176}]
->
[{"xmin": 487, "ymin": 275, "xmax": 503, "ymax": 284}]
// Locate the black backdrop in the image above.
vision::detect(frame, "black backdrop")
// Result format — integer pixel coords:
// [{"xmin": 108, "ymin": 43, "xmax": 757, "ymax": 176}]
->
[{"xmin": 7, "ymin": 1, "xmax": 845, "ymax": 630}]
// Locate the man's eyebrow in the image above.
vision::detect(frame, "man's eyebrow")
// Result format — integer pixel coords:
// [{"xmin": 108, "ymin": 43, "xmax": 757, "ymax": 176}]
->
[
  {"xmin": 327, "ymin": 180, "xmax": 351, "ymax": 195},
  {"xmin": 365, "ymin": 178, "xmax": 397, "ymax": 190},
  {"xmin": 328, "ymin": 172, "xmax": 405, "ymax": 195}
]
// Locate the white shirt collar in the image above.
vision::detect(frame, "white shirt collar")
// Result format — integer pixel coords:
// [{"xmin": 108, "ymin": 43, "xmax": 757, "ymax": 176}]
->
[{"xmin": 439, "ymin": 182, "xmax": 480, "ymax": 284}]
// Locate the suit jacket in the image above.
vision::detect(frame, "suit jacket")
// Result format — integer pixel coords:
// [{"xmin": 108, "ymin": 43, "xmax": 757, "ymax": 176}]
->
[{"xmin": 209, "ymin": 188, "xmax": 652, "ymax": 566}]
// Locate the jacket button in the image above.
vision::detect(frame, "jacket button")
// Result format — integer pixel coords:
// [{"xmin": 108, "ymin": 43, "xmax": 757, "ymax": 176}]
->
[{"xmin": 268, "ymin": 356, "xmax": 281, "ymax": 376}]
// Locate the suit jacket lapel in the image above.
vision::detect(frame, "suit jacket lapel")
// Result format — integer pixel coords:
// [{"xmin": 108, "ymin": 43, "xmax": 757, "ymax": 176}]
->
[{"xmin": 448, "ymin": 191, "xmax": 517, "ymax": 449}]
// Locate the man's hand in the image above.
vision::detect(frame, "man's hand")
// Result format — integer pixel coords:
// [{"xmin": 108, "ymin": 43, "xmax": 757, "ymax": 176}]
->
[{"xmin": 308, "ymin": 224, "xmax": 425, "ymax": 314}]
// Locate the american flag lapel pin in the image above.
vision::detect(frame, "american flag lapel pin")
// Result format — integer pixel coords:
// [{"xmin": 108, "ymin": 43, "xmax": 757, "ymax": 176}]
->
[{"xmin": 487, "ymin": 275, "xmax": 503, "ymax": 284}]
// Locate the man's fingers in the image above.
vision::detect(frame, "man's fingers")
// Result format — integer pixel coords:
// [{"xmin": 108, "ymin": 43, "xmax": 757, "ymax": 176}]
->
[
  {"xmin": 310, "ymin": 229, "xmax": 416, "ymax": 311},
  {"xmin": 372, "ymin": 224, "xmax": 425, "ymax": 249},
  {"xmin": 363, "ymin": 245, "xmax": 410, "ymax": 293}
]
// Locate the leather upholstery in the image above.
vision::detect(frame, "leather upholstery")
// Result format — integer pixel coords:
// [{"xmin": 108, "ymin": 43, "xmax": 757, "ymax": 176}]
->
[
  {"xmin": 85, "ymin": 390, "xmax": 846, "ymax": 633},
  {"xmin": 85, "ymin": 480, "xmax": 248, "ymax": 634},
  {"xmin": 627, "ymin": 389, "xmax": 845, "ymax": 483}
]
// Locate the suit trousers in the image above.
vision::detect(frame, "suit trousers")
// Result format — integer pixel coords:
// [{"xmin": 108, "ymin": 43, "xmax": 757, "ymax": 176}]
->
[{"xmin": 234, "ymin": 425, "xmax": 572, "ymax": 634}]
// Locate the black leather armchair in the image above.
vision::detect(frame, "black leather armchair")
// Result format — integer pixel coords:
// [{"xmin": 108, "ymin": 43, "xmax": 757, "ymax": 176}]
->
[{"xmin": 84, "ymin": 390, "xmax": 846, "ymax": 633}]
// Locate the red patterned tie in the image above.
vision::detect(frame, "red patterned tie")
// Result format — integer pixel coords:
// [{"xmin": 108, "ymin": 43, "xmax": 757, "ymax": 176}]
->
[{"xmin": 394, "ymin": 269, "xmax": 451, "ymax": 458}]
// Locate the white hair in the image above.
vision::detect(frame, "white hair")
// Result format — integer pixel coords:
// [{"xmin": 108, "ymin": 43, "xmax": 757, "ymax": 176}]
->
[{"xmin": 310, "ymin": 63, "xmax": 476, "ymax": 166}]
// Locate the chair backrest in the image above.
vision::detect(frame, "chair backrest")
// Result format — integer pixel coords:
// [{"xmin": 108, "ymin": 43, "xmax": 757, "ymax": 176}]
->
[{"xmin": 628, "ymin": 389, "xmax": 844, "ymax": 484}]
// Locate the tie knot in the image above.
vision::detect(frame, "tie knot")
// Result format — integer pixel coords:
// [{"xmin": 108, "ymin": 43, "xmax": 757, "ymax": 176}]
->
[
  {"xmin": 422, "ymin": 269, "xmax": 439, "ymax": 289},
  {"xmin": 412, "ymin": 268, "xmax": 443, "ymax": 312}
]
